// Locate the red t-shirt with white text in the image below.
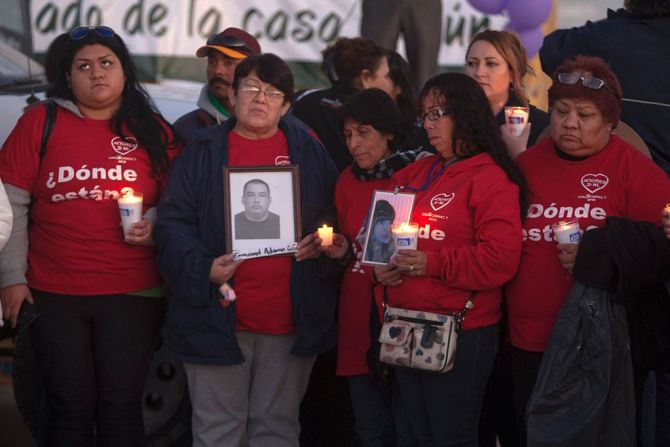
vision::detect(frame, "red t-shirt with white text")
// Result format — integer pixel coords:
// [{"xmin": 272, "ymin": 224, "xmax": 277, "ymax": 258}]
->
[
  {"xmin": 228, "ymin": 130, "xmax": 294, "ymax": 334},
  {"xmin": 0, "ymin": 105, "xmax": 177, "ymax": 295},
  {"xmin": 506, "ymin": 135, "xmax": 670, "ymax": 352}
]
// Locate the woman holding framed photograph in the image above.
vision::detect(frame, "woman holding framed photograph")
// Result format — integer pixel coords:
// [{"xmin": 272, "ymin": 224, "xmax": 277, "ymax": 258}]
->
[
  {"xmin": 320, "ymin": 88, "xmax": 426, "ymax": 445},
  {"xmin": 155, "ymin": 53, "xmax": 340, "ymax": 447}
]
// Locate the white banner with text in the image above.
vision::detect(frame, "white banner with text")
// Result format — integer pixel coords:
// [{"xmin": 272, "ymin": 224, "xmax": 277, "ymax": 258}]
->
[{"xmin": 30, "ymin": 0, "xmax": 506, "ymax": 65}]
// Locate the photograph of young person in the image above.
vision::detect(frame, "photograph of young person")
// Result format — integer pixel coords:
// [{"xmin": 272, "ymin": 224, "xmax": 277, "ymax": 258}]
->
[
  {"xmin": 364, "ymin": 199, "xmax": 396, "ymax": 264},
  {"xmin": 234, "ymin": 178, "xmax": 280, "ymax": 239}
]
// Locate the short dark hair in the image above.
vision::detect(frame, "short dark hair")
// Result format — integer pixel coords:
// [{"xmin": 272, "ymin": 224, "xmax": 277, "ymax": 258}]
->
[
  {"xmin": 338, "ymin": 88, "xmax": 404, "ymax": 152},
  {"xmin": 419, "ymin": 73, "xmax": 528, "ymax": 217},
  {"xmin": 233, "ymin": 53, "xmax": 294, "ymax": 105},
  {"xmin": 321, "ymin": 37, "xmax": 386, "ymax": 87},
  {"xmin": 47, "ymin": 28, "xmax": 175, "ymax": 175},
  {"xmin": 548, "ymin": 55, "xmax": 622, "ymax": 128},
  {"xmin": 625, "ymin": 0, "xmax": 670, "ymax": 17},
  {"xmin": 243, "ymin": 178, "xmax": 271, "ymax": 196}
]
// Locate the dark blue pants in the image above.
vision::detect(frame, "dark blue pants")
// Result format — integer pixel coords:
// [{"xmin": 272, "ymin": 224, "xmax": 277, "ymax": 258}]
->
[
  {"xmin": 657, "ymin": 369, "xmax": 670, "ymax": 447},
  {"xmin": 394, "ymin": 324, "xmax": 499, "ymax": 447},
  {"xmin": 348, "ymin": 374, "xmax": 396, "ymax": 447},
  {"xmin": 30, "ymin": 291, "xmax": 165, "ymax": 447}
]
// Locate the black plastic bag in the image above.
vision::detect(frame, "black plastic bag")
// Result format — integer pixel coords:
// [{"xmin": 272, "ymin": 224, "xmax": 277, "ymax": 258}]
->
[{"xmin": 526, "ymin": 282, "xmax": 635, "ymax": 447}]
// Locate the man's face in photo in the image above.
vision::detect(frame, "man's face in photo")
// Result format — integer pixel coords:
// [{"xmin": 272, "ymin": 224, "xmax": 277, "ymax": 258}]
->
[{"xmin": 242, "ymin": 181, "xmax": 271, "ymax": 221}]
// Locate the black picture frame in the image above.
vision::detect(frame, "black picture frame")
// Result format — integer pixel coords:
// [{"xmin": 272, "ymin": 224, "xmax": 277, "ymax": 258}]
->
[{"xmin": 223, "ymin": 165, "xmax": 302, "ymax": 259}]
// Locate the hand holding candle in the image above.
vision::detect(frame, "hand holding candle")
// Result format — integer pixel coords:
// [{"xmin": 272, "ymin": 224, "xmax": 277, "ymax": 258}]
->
[
  {"xmin": 118, "ymin": 191, "xmax": 143, "ymax": 234},
  {"xmin": 504, "ymin": 106, "xmax": 530, "ymax": 136},
  {"xmin": 392, "ymin": 222, "xmax": 419, "ymax": 251},
  {"xmin": 317, "ymin": 224, "xmax": 333, "ymax": 246},
  {"xmin": 552, "ymin": 220, "xmax": 581, "ymax": 244}
]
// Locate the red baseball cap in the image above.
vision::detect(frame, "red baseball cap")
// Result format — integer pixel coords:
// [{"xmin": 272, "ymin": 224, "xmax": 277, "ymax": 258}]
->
[{"xmin": 195, "ymin": 27, "xmax": 261, "ymax": 59}]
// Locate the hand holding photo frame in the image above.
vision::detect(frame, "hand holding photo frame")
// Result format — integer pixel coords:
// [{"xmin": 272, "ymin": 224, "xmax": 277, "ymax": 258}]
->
[
  {"xmin": 361, "ymin": 189, "xmax": 416, "ymax": 266},
  {"xmin": 224, "ymin": 166, "xmax": 302, "ymax": 260}
]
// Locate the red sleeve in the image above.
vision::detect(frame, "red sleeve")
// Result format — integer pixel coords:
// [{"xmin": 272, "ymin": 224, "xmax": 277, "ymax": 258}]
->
[
  {"xmin": 0, "ymin": 105, "xmax": 48, "ymax": 192},
  {"xmin": 622, "ymin": 146, "xmax": 670, "ymax": 226},
  {"xmin": 425, "ymin": 170, "xmax": 523, "ymax": 290}
]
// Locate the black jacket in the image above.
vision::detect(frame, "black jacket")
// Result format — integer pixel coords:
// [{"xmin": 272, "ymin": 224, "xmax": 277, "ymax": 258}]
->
[
  {"xmin": 573, "ymin": 216, "xmax": 670, "ymax": 368},
  {"xmin": 540, "ymin": 8, "xmax": 670, "ymax": 176}
]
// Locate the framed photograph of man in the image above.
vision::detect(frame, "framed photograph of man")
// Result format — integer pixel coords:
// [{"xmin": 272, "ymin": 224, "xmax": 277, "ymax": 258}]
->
[
  {"xmin": 224, "ymin": 166, "xmax": 302, "ymax": 260},
  {"xmin": 361, "ymin": 189, "xmax": 415, "ymax": 266}
]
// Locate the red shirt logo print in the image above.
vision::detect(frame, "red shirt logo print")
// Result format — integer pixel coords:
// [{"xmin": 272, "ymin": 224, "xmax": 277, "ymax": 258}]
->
[
  {"xmin": 430, "ymin": 192, "xmax": 455, "ymax": 211},
  {"xmin": 111, "ymin": 136, "xmax": 138, "ymax": 156},
  {"xmin": 580, "ymin": 173, "xmax": 609, "ymax": 194}
]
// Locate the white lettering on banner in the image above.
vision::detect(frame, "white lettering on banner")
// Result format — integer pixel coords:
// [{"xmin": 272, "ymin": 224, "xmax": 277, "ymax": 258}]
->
[
  {"xmin": 48, "ymin": 164, "xmax": 138, "ymax": 188},
  {"xmin": 30, "ymin": 0, "xmax": 506, "ymax": 65}
]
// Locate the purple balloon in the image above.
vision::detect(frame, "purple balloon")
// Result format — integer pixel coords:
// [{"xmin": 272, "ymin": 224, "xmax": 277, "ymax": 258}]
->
[
  {"xmin": 514, "ymin": 26, "xmax": 544, "ymax": 58},
  {"xmin": 506, "ymin": 0, "xmax": 552, "ymax": 30},
  {"xmin": 467, "ymin": 0, "xmax": 507, "ymax": 15}
]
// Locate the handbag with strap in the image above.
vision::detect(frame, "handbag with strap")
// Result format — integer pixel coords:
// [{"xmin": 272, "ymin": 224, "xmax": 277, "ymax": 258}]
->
[{"xmin": 378, "ymin": 288, "xmax": 476, "ymax": 373}]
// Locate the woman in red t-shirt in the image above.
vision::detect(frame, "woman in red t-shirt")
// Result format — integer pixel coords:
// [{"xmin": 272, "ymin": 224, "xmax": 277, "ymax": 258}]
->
[
  {"xmin": 505, "ymin": 55, "xmax": 670, "ymax": 445},
  {"xmin": 0, "ymin": 27, "xmax": 178, "ymax": 444}
]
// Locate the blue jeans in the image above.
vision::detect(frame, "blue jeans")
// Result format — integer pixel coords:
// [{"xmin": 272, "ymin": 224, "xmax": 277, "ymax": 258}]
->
[
  {"xmin": 394, "ymin": 324, "xmax": 499, "ymax": 447},
  {"xmin": 657, "ymin": 369, "xmax": 670, "ymax": 447},
  {"xmin": 348, "ymin": 374, "xmax": 396, "ymax": 447}
]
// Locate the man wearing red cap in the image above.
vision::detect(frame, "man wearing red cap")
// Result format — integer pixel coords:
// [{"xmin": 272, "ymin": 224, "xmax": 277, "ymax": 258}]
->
[{"xmin": 174, "ymin": 27, "xmax": 261, "ymax": 145}]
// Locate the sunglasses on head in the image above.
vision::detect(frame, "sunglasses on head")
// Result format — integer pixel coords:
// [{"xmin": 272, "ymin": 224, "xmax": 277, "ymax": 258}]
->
[
  {"xmin": 208, "ymin": 34, "xmax": 252, "ymax": 53},
  {"xmin": 557, "ymin": 72, "xmax": 605, "ymax": 90},
  {"xmin": 69, "ymin": 26, "xmax": 115, "ymax": 40}
]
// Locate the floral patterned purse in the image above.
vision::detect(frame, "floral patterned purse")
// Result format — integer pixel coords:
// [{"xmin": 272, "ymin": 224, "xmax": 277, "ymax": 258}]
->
[{"xmin": 378, "ymin": 291, "xmax": 476, "ymax": 373}]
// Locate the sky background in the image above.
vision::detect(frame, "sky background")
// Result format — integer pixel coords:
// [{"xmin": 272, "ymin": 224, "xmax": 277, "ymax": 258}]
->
[{"xmin": 557, "ymin": 0, "xmax": 622, "ymax": 28}]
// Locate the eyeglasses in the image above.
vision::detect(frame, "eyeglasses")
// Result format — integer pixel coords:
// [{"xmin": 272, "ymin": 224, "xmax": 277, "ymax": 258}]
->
[
  {"xmin": 69, "ymin": 26, "xmax": 115, "ymax": 40},
  {"xmin": 557, "ymin": 72, "xmax": 605, "ymax": 90},
  {"xmin": 416, "ymin": 108, "xmax": 449, "ymax": 127},
  {"xmin": 239, "ymin": 85, "xmax": 285, "ymax": 102}
]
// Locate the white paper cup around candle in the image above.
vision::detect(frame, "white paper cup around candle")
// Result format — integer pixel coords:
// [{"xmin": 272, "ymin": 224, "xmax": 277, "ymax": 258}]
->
[
  {"xmin": 118, "ymin": 192, "xmax": 143, "ymax": 234},
  {"xmin": 552, "ymin": 220, "xmax": 581, "ymax": 244},
  {"xmin": 392, "ymin": 222, "xmax": 419, "ymax": 251},
  {"xmin": 318, "ymin": 225, "xmax": 333, "ymax": 246},
  {"xmin": 504, "ymin": 106, "xmax": 530, "ymax": 136}
]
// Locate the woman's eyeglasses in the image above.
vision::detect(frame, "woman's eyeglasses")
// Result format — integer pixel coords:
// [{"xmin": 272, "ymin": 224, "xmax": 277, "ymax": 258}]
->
[
  {"xmin": 69, "ymin": 26, "xmax": 115, "ymax": 40},
  {"xmin": 416, "ymin": 108, "xmax": 449, "ymax": 127},
  {"xmin": 239, "ymin": 84, "xmax": 285, "ymax": 102},
  {"xmin": 557, "ymin": 72, "xmax": 605, "ymax": 90}
]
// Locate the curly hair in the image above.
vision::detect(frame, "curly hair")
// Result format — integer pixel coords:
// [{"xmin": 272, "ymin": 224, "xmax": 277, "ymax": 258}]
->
[
  {"xmin": 338, "ymin": 88, "xmax": 404, "ymax": 152},
  {"xmin": 548, "ymin": 55, "xmax": 622, "ymax": 129},
  {"xmin": 320, "ymin": 37, "xmax": 386, "ymax": 87},
  {"xmin": 47, "ymin": 29, "xmax": 176, "ymax": 175},
  {"xmin": 466, "ymin": 30, "xmax": 533, "ymax": 105},
  {"xmin": 420, "ymin": 73, "xmax": 528, "ymax": 216}
]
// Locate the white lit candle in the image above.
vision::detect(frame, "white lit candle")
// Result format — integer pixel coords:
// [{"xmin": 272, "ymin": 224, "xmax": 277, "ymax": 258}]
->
[
  {"xmin": 118, "ymin": 191, "xmax": 143, "ymax": 233},
  {"xmin": 552, "ymin": 220, "xmax": 581, "ymax": 244},
  {"xmin": 392, "ymin": 222, "xmax": 419, "ymax": 250},
  {"xmin": 318, "ymin": 224, "xmax": 333, "ymax": 246}
]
